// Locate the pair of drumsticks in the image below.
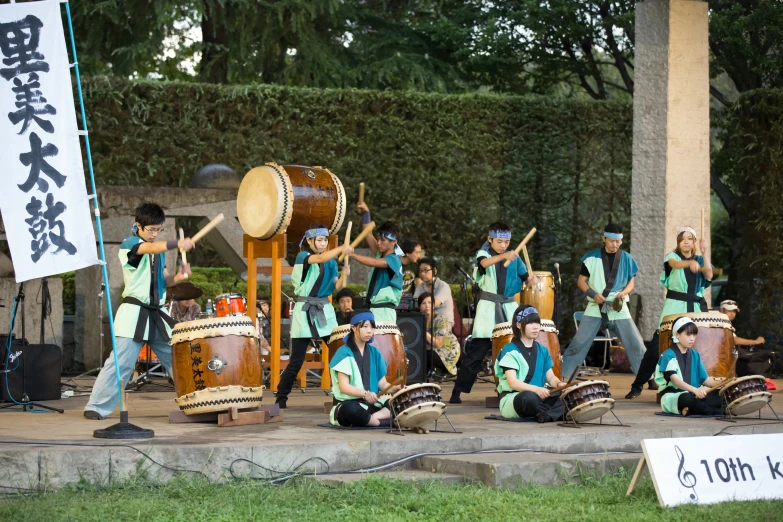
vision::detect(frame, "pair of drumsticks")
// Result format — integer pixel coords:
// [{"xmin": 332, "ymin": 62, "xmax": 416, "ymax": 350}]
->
[{"xmin": 177, "ymin": 213, "xmax": 226, "ymax": 279}]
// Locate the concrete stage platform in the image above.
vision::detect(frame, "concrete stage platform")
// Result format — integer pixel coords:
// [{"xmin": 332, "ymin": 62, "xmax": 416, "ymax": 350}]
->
[{"xmin": 1, "ymin": 374, "xmax": 781, "ymax": 491}]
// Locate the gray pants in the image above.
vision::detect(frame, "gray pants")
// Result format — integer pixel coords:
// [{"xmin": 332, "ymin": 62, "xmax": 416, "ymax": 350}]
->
[{"xmin": 561, "ymin": 315, "xmax": 646, "ymax": 380}]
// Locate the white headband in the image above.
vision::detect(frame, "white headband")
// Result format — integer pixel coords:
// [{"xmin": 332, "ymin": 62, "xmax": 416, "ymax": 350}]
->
[
  {"xmin": 677, "ymin": 226, "xmax": 697, "ymax": 238},
  {"xmin": 672, "ymin": 317, "xmax": 695, "ymax": 344}
]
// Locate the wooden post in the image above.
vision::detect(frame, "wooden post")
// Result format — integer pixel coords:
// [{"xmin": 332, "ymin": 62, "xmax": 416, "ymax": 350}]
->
[
  {"xmin": 247, "ymin": 239, "xmax": 257, "ymax": 326},
  {"xmin": 271, "ymin": 236, "xmax": 283, "ymax": 391}
]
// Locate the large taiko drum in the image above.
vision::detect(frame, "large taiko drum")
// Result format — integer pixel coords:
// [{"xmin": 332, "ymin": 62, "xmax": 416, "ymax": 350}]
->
[
  {"xmin": 171, "ymin": 316, "xmax": 263, "ymax": 415},
  {"xmin": 389, "ymin": 383, "xmax": 446, "ymax": 428},
  {"xmin": 328, "ymin": 323, "xmax": 407, "ymax": 385},
  {"xmin": 517, "ymin": 271, "xmax": 556, "ymax": 320},
  {"xmin": 490, "ymin": 320, "xmax": 562, "ymax": 383},
  {"xmin": 237, "ymin": 163, "xmax": 346, "ymax": 240},
  {"xmin": 720, "ymin": 375, "xmax": 772, "ymax": 416},
  {"xmin": 659, "ymin": 312, "xmax": 735, "ymax": 378},
  {"xmin": 560, "ymin": 380, "xmax": 615, "ymax": 423}
]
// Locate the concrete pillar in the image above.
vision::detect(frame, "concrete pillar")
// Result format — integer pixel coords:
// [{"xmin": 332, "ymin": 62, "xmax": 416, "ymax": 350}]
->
[{"xmin": 631, "ymin": 0, "xmax": 711, "ymax": 339}]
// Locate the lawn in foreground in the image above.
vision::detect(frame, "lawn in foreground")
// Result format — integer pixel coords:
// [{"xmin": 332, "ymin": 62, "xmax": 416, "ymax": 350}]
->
[{"xmin": 2, "ymin": 471, "xmax": 782, "ymax": 522}]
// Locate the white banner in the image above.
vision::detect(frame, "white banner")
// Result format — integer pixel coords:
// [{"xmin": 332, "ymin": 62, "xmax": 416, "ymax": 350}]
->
[
  {"xmin": 642, "ymin": 433, "xmax": 783, "ymax": 507},
  {"xmin": 0, "ymin": 1, "xmax": 99, "ymax": 282}
]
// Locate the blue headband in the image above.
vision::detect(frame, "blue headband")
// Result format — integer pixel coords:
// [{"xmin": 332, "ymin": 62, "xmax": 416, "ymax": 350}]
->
[
  {"xmin": 515, "ymin": 306, "xmax": 539, "ymax": 322},
  {"xmin": 379, "ymin": 231, "xmax": 397, "ymax": 241},
  {"xmin": 300, "ymin": 227, "xmax": 330, "ymax": 247},
  {"xmin": 344, "ymin": 311, "xmax": 376, "ymax": 342},
  {"xmin": 603, "ymin": 232, "xmax": 623, "ymax": 240},
  {"xmin": 489, "ymin": 230, "xmax": 512, "ymax": 239}
]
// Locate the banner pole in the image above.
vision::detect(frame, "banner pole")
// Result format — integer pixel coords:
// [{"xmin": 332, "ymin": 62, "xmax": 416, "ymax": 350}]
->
[{"xmin": 63, "ymin": 2, "xmax": 124, "ymax": 413}]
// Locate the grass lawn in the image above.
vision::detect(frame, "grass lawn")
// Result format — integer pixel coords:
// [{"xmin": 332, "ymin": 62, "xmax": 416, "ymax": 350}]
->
[{"xmin": 1, "ymin": 471, "xmax": 782, "ymax": 522}]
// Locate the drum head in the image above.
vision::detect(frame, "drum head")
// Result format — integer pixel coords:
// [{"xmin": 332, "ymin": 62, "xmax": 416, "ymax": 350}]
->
[
  {"xmin": 561, "ymin": 380, "xmax": 610, "ymax": 399},
  {"xmin": 171, "ymin": 316, "xmax": 257, "ymax": 344},
  {"xmin": 374, "ymin": 322, "xmax": 401, "ymax": 336},
  {"xmin": 390, "ymin": 383, "xmax": 441, "ymax": 402},
  {"xmin": 492, "ymin": 322, "xmax": 513, "ymax": 339},
  {"xmin": 539, "ymin": 320, "xmax": 558, "ymax": 333},
  {"xmin": 329, "ymin": 324, "xmax": 352, "ymax": 344},
  {"xmin": 719, "ymin": 375, "xmax": 768, "ymax": 396},
  {"xmin": 237, "ymin": 164, "xmax": 293, "ymax": 239},
  {"xmin": 395, "ymin": 402, "xmax": 446, "ymax": 428},
  {"xmin": 566, "ymin": 398, "xmax": 615, "ymax": 423},
  {"xmin": 659, "ymin": 312, "xmax": 734, "ymax": 332},
  {"xmin": 726, "ymin": 392, "xmax": 772, "ymax": 416}
]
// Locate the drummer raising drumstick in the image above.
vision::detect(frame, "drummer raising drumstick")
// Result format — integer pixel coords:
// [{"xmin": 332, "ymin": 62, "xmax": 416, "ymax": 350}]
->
[
  {"xmin": 84, "ymin": 202, "xmax": 195, "ymax": 420},
  {"xmin": 560, "ymin": 223, "xmax": 647, "ymax": 387},
  {"xmin": 276, "ymin": 224, "xmax": 352, "ymax": 409},
  {"xmin": 626, "ymin": 226, "xmax": 713, "ymax": 399}
]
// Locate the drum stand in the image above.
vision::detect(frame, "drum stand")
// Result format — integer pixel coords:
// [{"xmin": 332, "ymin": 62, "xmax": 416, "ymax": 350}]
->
[
  {"xmin": 717, "ymin": 400, "xmax": 781, "ymax": 423},
  {"xmin": 128, "ymin": 345, "xmax": 173, "ymax": 391},
  {"xmin": 386, "ymin": 401, "xmax": 461, "ymax": 436},
  {"xmin": 558, "ymin": 405, "xmax": 628, "ymax": 429}
]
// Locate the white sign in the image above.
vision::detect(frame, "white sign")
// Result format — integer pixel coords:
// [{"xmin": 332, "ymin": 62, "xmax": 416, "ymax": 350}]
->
[
  {"xmin": 0, "ymin": 1, "xmax": 99, "ymax": 282},
  {"xmin": 636, "ymin": 433, "xmax": 783, "ymax": 507}
]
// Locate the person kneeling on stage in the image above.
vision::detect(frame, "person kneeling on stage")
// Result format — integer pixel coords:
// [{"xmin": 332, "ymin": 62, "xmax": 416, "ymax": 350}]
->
[
  {"xmin": 329, "ymin": 312, "xmax": 401, "ymax": 427},
  {"xmin": 495, "ymin": 305, "xmax": 567, "ymax": 423},
  {"xmin": 655, "ymin": 317, "xmax": 725, "ymax": 416}
]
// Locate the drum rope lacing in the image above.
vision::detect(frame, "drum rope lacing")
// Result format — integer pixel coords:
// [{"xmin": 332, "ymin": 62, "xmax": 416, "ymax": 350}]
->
[
  {"xmin": 172, "ymin": 319, "xmax": 254, "ymax": 335},
  {"xmin": 265, "ymin": 162, "xmax": 291, "ymax": 237}
]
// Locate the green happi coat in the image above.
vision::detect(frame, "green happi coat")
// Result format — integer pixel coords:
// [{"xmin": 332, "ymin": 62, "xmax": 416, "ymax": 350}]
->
[
  {"xmin": 658, "ymin": 252, "xmax": 713, "ymax": 326},
  {"xmin": 654, "ymin": 347, "xmax": 709, "ymax": 414},
  {"xmin": 494, "ymin": 340, "xmax": 553, "ymax": 419},
  {"xmin": 366, "ymin": 252, "xmax": 403, "ymax": 323},
  {"xmin": 290, "ymin": 251, "xmax": 339, "ymax": 338},
  {"xmin": 472, "ymin": 247, "xmax": 528, "ymax": 339},
  {"xmin": 329, "ymin": 343, "xmax": 388, "ymax": 425}
]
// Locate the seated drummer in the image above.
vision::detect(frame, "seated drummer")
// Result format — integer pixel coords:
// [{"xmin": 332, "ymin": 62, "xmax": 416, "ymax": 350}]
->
[
  {"xmin": 495, "ymin": 305, "xmax": 567, "ymax": 423},
  {"xmin": 655, "ymin": 317, "xmax": 725, "ymax": 416},
  {"xmin": 329, "ymin": 312, "xmax": 401, "ymax": 427}
]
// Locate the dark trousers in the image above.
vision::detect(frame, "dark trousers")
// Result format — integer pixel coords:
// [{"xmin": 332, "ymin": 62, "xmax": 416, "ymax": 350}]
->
[
  {"xmin": 677, "ymin": 390, "xmax": 723, "ymax": 416},
  {"xmin": 277, "ymin": 337, "xmax": 328, "ymax": 402},
  {"xmin": 454, "ymin": 338, "xmax": 492, "ymax": 394},
  {"xmin": 631, "ymin": 331, "xmax": 660, "ymax": 391},
  {"xmin": 512, "ymin": 391, "xmax": 565, "ymax": 422},
  {"xmin": 334, "ymin": 401, "xmax": 381, "ymax": 427}
]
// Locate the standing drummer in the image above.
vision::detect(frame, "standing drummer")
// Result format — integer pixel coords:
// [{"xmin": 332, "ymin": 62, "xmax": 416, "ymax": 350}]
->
[
  {"xmin": 275, "ymin": 224, "xmax": 352, "ymax": 409},
  {"xmin": 450, "ymin": 222, "xmax": 539, "ymax": 404},
  {"xmin": 626, "ymin": 226, "xmax": 713, "ymax": 399},
  {"xmin": 84, "ymin": 203, "xmax": 194, "ymax": 420},
  {"xmin": 352, "ymin": 202, "xmax": 404, "ymax": 323},
  {"xmin": 561, "ymin": 223, "xmax": 646, "ymax": 383}
]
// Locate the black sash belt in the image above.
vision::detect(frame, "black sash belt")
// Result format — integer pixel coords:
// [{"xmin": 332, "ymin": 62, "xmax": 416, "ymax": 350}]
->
[
  {"xmin": 122, "ymin": 296, "xmax": 176, "ymax": 343},
  {"xmin": 295, "ymin": 296, "xmax": 330, "ymax": 339},
  {"xmin": 666, "ymin": 290, "xmax": 708, "ymax": 313},
  {"xmin": 479, "ymin": 290, "xmax": 516, "ymax": 324},
  {"xmin": 368, "ymin": 302, "xmax": 396, "ymax": 309}
]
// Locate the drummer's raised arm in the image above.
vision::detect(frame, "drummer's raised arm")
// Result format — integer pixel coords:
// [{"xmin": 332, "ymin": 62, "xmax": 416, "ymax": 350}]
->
[{"xmin": 357, "ymin": 202, "xmax": 378, "ymax": 254}]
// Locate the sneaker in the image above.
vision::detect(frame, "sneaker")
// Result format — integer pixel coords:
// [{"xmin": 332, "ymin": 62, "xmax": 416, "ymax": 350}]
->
[
  {"xmin": 625, "ymin": 388, "xmax": 642, "ymax": 400},
  {"xmin": 83, "ymin": 410, "xmax": 104, "ymax": 420},
  {"xmin": 449, "ymin": 391, "xmax": 462, "ymax": 404},
  {"xmin": 275, "ymin": 399, "xmax": 287, "ymax": 409},
  {"xmin": 647, "ymin": 379, "xmax": 659, "ymax": 391}
]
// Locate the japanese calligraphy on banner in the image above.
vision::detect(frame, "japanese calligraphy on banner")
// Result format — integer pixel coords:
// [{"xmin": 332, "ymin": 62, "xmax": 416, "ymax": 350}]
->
[{"xmin": 0, "ymin": 1, "xmax": 99, "ymax": 282}]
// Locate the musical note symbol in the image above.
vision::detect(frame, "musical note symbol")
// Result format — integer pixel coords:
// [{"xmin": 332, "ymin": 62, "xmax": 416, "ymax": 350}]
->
[{"xmin": 675, "ymin": 445, "xmax": 698, "ymax": 502}]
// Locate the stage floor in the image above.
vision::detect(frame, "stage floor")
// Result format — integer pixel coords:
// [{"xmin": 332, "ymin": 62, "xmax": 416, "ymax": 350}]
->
[{"xmin": 1, "ymin": 374, "xmax": 782, "ymax": 490}]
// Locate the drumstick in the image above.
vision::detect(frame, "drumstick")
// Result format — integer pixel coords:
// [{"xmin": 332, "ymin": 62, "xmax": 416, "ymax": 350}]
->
[
  {"xmin": 550, "ymin": 366, "xmax": 580, "ymax": 396},
  {"xmin": 178, "ymin": 228, "xmax": 189, "ymax": 280},
  {"xmin": 338, "ymin": 221, "xmax": 375, "ymax": 262},
  {"xmin": 358, "ymin": 182, "xmax": 365, "ymax": 206},
  {"xmin": 379, "ymin": 376, "xmax": 403, "ymax": 396},
  {"xmin": 191, "ymin": 213, "xmax": 225, "ymax": 244},
  {"xmin": 342, "ymin": 221, "xmax": 352, "ymax": 270},
  {"xmin": 503, "ymin": 227, "xmax": 537, "ymax": 267},
  {"xmin": 521, "ymin": 244, "xmax": 534, "ymax": 276}
]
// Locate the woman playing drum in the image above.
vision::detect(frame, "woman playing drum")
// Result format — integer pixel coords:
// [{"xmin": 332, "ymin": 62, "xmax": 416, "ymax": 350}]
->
[
  {"xmin": 655, "ymin": 317, "xmax": 725, "ymax": 416},
  {"xmin": 329, "ymin": 312, "xmax": 402, "ymax": 427},
  {"xmin": 494, "ymin": 305, "xmax": 567, "ymax": 423},
  {"xmin": 276, "ymin": 224, "xmax": 352, "ymax": 409}
]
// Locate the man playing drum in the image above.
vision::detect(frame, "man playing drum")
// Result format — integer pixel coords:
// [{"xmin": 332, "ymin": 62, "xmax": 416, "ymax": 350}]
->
[
  {"xmin": 84, "ymin": 203, "xmax": 194, "ymax": 420},
  {"xmin": 450, "ymin": 222, "xmax": 539, "ymax": 404},
  {"xmin": 561, "ymin": 223, "xmax": 646, "ymax": 381},
  {"xmin": 276, "ymin": 224, "xmax": 352, "ymax": 409}
]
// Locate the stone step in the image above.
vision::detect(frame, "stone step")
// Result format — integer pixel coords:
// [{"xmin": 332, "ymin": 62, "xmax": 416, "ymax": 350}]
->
[
  {"xmin": 414, "ymin": 451, "xmax": 641, "ymax": 488},
  {"xmin": 311, "ymin": 469, "xmax": 465, "ymax": 486}
]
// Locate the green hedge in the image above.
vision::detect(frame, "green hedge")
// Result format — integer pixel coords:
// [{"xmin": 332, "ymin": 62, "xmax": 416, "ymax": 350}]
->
[{"xmin": 716, "ymin": 89, "xmax": 783, "ymax": 373}]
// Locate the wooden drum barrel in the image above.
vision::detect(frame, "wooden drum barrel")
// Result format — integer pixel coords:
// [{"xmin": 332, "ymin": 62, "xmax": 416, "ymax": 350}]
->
[
  {"xmin": 237, "ymin": 163, "xmax": 346, "ymax": 240},
  {"xmin": 659, "ymin": 312, "xmax": 736, "ymax": 378},
  {"xmin": 328, "ymin": 323, "xmax": 408, "ymax": 385},
  {"xmin": 490, "ymin": 320, "xmax": 562, "ymax": 383},
  {"xmin": 170, "ymin": 316, "xmax": 263, "ymax": 415},
  {"xmin": 517, "ymin": 271, "xmax": 556, "ymax": 320}
]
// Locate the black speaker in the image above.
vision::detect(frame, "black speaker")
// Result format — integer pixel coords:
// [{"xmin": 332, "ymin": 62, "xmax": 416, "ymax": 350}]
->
[
  {"xmin": 397, "ymin": 312, "xmax": 426, "ymax": 384},
  {"xmin": 1, "ymin": 341, "xmax": 62, "ymax": 402}
]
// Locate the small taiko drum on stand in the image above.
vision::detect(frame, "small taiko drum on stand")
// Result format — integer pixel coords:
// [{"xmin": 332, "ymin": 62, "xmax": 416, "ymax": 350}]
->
[
  {"xmin": 720, "ymin": 375, "xmax": 772, "ymax": 416},
  {"xmin": 560, "ymin": 380, "xmax": 615, "ymax": 423},
  {"xmin": 237, "ymin": 163, "xmax": 347, "ymax": 240},
  {"xmin": 171, "ymin": 316, "xmax": 263, "ymax": 415},
  {"xmin": 518, "ymin": 271, "xmax": 556, "ymax": 320},
  {"xmin": 490, "ymin": 320, "xmax": 562, "ymax": 383},
  {"xmin": 214, "ymin": 293, "xmax": 247, "ymax": 317},
  {"xmin": 328, "ymin": 323, "xmax": 408, "ymax": 385},
  {"xmin": 659, "ymin": 312, "xmax": 736, "ymax": 378},
  {"xmin": 388, "ymin": 383, "xmax": 446, "ymax": 429}
]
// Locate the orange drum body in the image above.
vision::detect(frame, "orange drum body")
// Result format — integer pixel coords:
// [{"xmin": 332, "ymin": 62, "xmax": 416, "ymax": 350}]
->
[
  {"xmin": 237, "ymin": 163, "xmax": 347, "ymax": 240},
  {"xmin": 329, "ymin": 323, "xmax": 407, "ymax": 385},
  {"xmin": 171, "ymin": 316, "xmax": 263, "ymax": 415},
  {"xmin": 659, "ymin": 312, "xmax": 736, "ymax": 378},
  {"xmin": 491, "ymin": 320, "xmax": 562, "ymax": 381},
  {"xmin": 518, "ymin": 271, "xmax": 555, "ymax": 320},
  {"xmin": 137, "ymin": 344, "xmax": 159, "ymax": 363},
  {"xmin": 214, "ymin": 293, "xmax": 247, "ymax": 317}
]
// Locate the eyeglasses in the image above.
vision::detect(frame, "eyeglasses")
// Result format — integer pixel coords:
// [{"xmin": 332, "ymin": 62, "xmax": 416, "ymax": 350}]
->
[
  {"xmin": 418, "ymin": 268, "xmax": 433, "ymax": 273},
  {"xmin": 144, "ymin": 226, "xmax": 165, "ymax": 233}
]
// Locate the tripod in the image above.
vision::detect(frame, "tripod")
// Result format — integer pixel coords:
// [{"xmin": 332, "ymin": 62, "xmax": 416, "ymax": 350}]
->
[{"xmin": 1, "ymin": 281, "xmax": 63, "ymax": 413}]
